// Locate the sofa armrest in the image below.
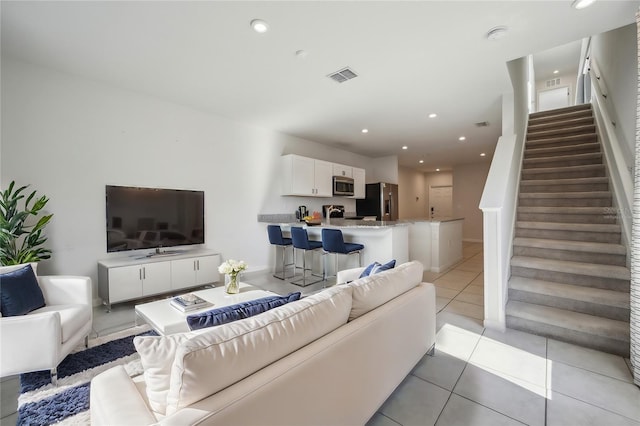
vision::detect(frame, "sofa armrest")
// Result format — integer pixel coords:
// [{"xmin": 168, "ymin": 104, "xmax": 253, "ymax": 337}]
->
[
  {"xmin": 0, "ymin": 311, "xmax": 60, "ymax": 376},
  {"xmin": 336, "ymin": 267, "xmax": 365, "ymax": 284},
  {"xmin": 90, "ymin": 365, "xmax": 157, "ymax": 426},
  {"xmin": 38, "ymin": 276, "xmax": 92, "ymax": 306}
]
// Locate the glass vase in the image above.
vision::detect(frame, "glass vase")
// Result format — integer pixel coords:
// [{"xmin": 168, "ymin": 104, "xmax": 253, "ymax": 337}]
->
[{"xmin": 225, "ymin": 273, "xmax": 240, "ymax": 294}]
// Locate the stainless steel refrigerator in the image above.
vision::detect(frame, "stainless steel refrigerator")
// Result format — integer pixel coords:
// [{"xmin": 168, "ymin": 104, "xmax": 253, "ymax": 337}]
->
[{"xmin": 356, "ymin": 182, "xmax": 399, "ymax": 221}]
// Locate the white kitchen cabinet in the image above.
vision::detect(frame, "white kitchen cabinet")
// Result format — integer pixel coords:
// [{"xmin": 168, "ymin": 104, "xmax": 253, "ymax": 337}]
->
[
  {"xmin": 171, "ymin": 255, "xmax": 221, "ymax": 289},
  {"xmin": 282, "ymin": 154, "xmax": 333, "ymax": 197},
  {"xmin": 332, "ymin": 163, "xmax": 353, "ymax": 178},
  {"xmin": 98, "ymin": 250, "xmax": 220, "ymax": 310},
  {"xmin": 351, "ymin": 167, "xmax": 366, "ymax": 199}
]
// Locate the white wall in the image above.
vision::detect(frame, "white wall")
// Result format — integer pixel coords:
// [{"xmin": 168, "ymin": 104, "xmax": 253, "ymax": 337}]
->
[
  {"xmin": 398, "ymin": 166, "xmax": 428, "ymax": 219},
  {"xmin": 590, "ymin": 23, "xmax": 637, "ymax": 160},
  {"xmin": 367, "ymin": 156, "xmax": 399, "ymax": 184},
  {"xmin": 0, "ymin": 58, "xmax": 373, "ymax": 296},
  {"xmin": 453, "ymin": 163, "xmax": 490, "ymax": 242}
]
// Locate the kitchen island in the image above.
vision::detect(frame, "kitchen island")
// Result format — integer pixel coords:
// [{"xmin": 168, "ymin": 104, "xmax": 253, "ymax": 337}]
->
[
  {"xmin": 406, "ymin": 218, "xmax": 464, "ymax": 272},
  {"xmin": 260, "ymin": 216, "xmax": 464, "ymax": 277}
]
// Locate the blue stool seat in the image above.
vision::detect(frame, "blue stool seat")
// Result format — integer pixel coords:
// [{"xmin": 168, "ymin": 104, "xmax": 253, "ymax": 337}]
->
[
  {"xmin": 290, "ymin": 227, "xmax": 324, "ymax": 286},
  {"xmin": 321, "ymin": 228, "xmax": 364, "ymax": 280},
  {"xmin": 267, "ymin": 225, "xmax": 294, "ymax": 280}
]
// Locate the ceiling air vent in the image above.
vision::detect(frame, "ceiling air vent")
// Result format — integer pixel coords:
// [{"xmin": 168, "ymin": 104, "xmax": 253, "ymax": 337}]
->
[
  {"xmin": 328, "ymin": 67, "xmax": 358, "ymax": 83},
  {"xmin": 475, "ymin": 121, "xmax": 490, "ymax": 127}
]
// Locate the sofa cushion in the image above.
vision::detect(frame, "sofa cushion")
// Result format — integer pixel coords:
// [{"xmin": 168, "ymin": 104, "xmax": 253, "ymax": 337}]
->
[
  {"xmin": 186, "ymin": 292, "xmax": 301, "ymax": 331},
  {"xmin": 164, "ymin": 285, "xmax": 353, "ymax": 415},
  {"xmin": 0, "ymin": 265, "xmax": 45, "ymax": 317},
  {"xmin": 134, "ymin": 333, "xmax": 190, "ymax": 415},
  {"xmin": 359, "ymin": 259, "xmax": 396, "ymax": 278},
  {"xmin": 347, "ymin": 261, "xmax": 423, "ymax": 321}
]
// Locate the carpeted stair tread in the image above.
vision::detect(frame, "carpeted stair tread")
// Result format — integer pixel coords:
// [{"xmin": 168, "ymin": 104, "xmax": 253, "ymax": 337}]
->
[
  {"xmin": 527, "ymin": 124, "xmax": 596, "ymax": 140},
  {"xmin": 516, "ymin": 221, "xmax": 620, "ymax": 233},
  {"xmin": 520, "ymin": 177, "xmax": 608, "ymax": 187},
  {"xmin": 529, "ymin": 107, "xmax": 592, "ymax": 122},
  {"xmin": 506, "ymin": 300, "xmax": 629, "ymax": 342},
  {"xmin": 524, "ymin": 142, "xmax": 601, "ymax": 158},
  {"xmin": 521, "ymin": 164, "xmax": 605, "ymax": 177},
  {"xmin": 512, "ymin": 237, "xmax": 626, "ymax": 255},
  {"xmin": 519, "ymin": 191, "xmax": 611, "ymax": 199},
  {"xmin": 509, "ymin": 277, "xmax": 630, "ymax": 309},
  {"xmin": 528, "ymin": 116, "xmax": 594, "ymax": 133},
  {"xmin": 511, "ymin": 256, "xmax": 630, "ymax": 280},
  {"xmin": 525, "ymin": 133, "xmax": 597, "ymax": 149},
  {"xmin": 529, "ymin": 104, "xmax": 592, "ymax": 120},
  {"xmin": 523, "ymin": 151, "xmax": 601, "ymax": 166}
]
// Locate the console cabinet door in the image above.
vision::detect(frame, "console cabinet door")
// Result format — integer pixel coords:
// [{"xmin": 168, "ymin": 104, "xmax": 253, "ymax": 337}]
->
[
  {"xmin": 141, "ymin": 262, "xmax": 171, "ymax": 296},
  {"xmin": 170, "ymin": 258, "xmax": 198, "ymax": 289},
  {"xmin": 108, "ymin": 265, "xmax": 143, "ymax": 302},
  {"xmin": 195, "ymin": 254, "xmax": 221, "ymax": 285}
]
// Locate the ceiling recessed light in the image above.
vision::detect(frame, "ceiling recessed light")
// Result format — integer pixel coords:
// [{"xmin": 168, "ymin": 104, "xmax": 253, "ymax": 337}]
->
[
  {"xmin": 436, "ymin": 168, "xmax": 440, "ymax": 172},
  {"xmin": 250, "ymin": 19, "xmax": 269, "ymax": 33},
  {"xmin": 486, "ymin": 26, "xmax": 508, "ymax": 41},
  {"xmin": 572, "ymin": 0, "xmax": 596, "ymax": 9},
  {"xmin": 402, "ymin": 146, "xmax": 408, "ymax": 150},
  {"xmin": 553, "ymin": 70, "xmax": 559, "ymax": 74},
  {"xmin": 458, "ymin": 136, "xmax": 466, "ymax": 141},
  {"xmin": 361, "ymin": 128, "xmax": 369, "ymax": 134},
  {"xmin": 419, "ymin": 160, "xmax": 424, "ymax": 164},
  {"xmin": 480, "ymin": 153, "xmax": 486, "ymax": 157},
  {"xmin": 428, "ymin": 113, "xmax": 437, "ymax": 118},
  {"xmin": 295, "ymin": 50, "xmax": 308, "ymax": 59}
]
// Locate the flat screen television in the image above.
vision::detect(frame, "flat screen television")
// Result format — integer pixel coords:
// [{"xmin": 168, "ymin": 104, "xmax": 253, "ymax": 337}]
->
[{"xmin": 105, "ymin": 185, "xmax": 205, "ymax": 253}]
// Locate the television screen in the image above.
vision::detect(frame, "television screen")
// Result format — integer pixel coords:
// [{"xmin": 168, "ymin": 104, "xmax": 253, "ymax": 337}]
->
[{"xmin": 106, "ymin": 185, "xmax": 204, "ymax": 252}]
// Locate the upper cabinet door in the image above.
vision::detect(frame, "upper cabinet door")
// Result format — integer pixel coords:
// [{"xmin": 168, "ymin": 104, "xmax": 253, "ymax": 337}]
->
[
  {"xmin": 332, "ymin": 164, "xmax": 353, "ymax": 178},
  {"xmin": 314, "ymin": 159, "xmax": 333, "ymax": 197},
  {"xmin": 282, "ymin": 154, "xmax": 315, "ymax": 196},
  {"xmin": 351, "ymin": 167, "xmax": 366, "ymax": 199}
]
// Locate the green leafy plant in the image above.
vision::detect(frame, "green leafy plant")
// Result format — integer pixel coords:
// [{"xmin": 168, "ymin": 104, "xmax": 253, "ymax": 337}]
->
[{"xmin": 0, "ymin": 181, "xmax": 53, "ymax": 265}]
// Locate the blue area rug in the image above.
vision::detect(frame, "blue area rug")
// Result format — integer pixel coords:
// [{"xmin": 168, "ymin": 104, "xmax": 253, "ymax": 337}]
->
[{"xmin": 17, "ymin": 326, "xmax": 156, "ymax": 425}]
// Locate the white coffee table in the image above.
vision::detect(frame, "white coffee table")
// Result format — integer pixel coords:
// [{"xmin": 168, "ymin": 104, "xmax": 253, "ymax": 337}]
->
[{"xmin": 134, "ymin": 282, "xmax": 277, "ymax": 335}]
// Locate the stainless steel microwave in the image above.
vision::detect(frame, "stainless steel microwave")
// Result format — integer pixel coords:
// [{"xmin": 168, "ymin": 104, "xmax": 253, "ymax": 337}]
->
[{"xmin": 333, "ymin": 176, "xmax": 354, "ymax": 196}]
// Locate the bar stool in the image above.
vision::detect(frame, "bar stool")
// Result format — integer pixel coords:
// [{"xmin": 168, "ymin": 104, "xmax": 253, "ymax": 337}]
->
[
  {"xmin": 267, "ymin": 225, "xmax": 294, "ymax": 280},
  {"xmin": 321, "ymin": 228, "xmax": 364, "ymax": 280},
  {"xmin": 290, "ymin": 227, "xmax": 324, "ymax": 286}
]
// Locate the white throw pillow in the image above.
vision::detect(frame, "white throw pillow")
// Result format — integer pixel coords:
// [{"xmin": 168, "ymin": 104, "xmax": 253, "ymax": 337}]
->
[
  {"xmin": 133, "ymin": 333, "xmax": 189, "ymax": 415},
  {"xmin": 164, "ymin": 285, "xmax": 353, "ymax": 415},
  {"xmin": 346, "ymin": 260, "xmax": 424, "ymax": 321}
]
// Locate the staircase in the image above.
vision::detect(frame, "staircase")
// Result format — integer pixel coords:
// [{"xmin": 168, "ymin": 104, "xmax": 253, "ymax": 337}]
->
[{"xmin": 506, "ymin": 104, "xmax": 631, "ymax": 357}]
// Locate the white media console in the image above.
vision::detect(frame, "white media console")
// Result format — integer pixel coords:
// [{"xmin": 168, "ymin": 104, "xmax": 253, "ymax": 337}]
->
[{"xmin": 97, "ymin": 249, "xmax": 221, "ymax": 311}]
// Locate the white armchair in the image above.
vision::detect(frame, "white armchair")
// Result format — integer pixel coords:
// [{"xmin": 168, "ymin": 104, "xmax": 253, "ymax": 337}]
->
[{"xmin": 0, "ymin": 271, "xmax": 93, "ymax": 385}]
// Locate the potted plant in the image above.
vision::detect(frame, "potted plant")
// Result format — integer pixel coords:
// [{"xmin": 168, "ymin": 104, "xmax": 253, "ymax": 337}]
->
[{"xmin": 0, "ymin": 181, "xmax": 53, "ymax": 266}]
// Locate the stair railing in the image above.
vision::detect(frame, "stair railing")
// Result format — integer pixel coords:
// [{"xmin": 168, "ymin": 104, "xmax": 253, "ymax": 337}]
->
[
  {"xmin": 589, "ymin": 57, "xmax": 633, "ymax": 249},
  {"xmin": 479, "ymin": 131, "xmax": 525, "ymax": 331}
]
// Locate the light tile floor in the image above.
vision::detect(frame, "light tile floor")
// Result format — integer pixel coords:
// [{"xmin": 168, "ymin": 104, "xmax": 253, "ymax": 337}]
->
[{"xmin": 2, "ymin": 242, "xmax": 639, "ymax": 425}]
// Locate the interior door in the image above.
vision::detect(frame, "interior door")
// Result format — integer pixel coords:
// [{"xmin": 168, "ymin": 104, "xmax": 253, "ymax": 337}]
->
[
  {"xmin": 538, "ymin": 86, "xmax": 569, "ymax": 112},
  {"xmin": 429, "ymin": 185, "xmax": 452, "ymax": 219}
]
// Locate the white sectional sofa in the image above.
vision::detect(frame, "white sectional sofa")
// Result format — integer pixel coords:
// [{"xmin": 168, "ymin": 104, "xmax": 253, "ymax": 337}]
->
[{"xmin": 90, "ymin": 261, "xmax": 436, "ymax": 425}]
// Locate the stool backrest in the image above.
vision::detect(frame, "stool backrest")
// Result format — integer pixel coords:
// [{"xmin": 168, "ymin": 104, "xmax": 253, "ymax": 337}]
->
[
  {"xmin": 321, "ymin": 228, "xmax": 347, "ymax": 254},
  {"xmin": 291, "ymin": 227, "xmax": 311, "ymax": 250},
  {"xmin": 267, "ymin": 225, "xmax": 287, "ymax": 246}
]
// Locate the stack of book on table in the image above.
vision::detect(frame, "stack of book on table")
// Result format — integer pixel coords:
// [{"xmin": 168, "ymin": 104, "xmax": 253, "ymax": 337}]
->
[{"xmin": 170, "ymin": 293, "xmax": 209, "ymax": 312}]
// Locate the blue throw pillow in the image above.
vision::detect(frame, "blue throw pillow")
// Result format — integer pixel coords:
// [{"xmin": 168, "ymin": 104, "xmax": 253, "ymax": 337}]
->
[
  {"xmin": 186, "ymin": 292, "xmax": 302, "ymax": 331},
  {"xmin": 0, "ymin": 265, "xmax": 45, "ymax": 316},
  {"xmin": 359, "ymin": 259, "xmax": 396, "ymax": 278}
]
